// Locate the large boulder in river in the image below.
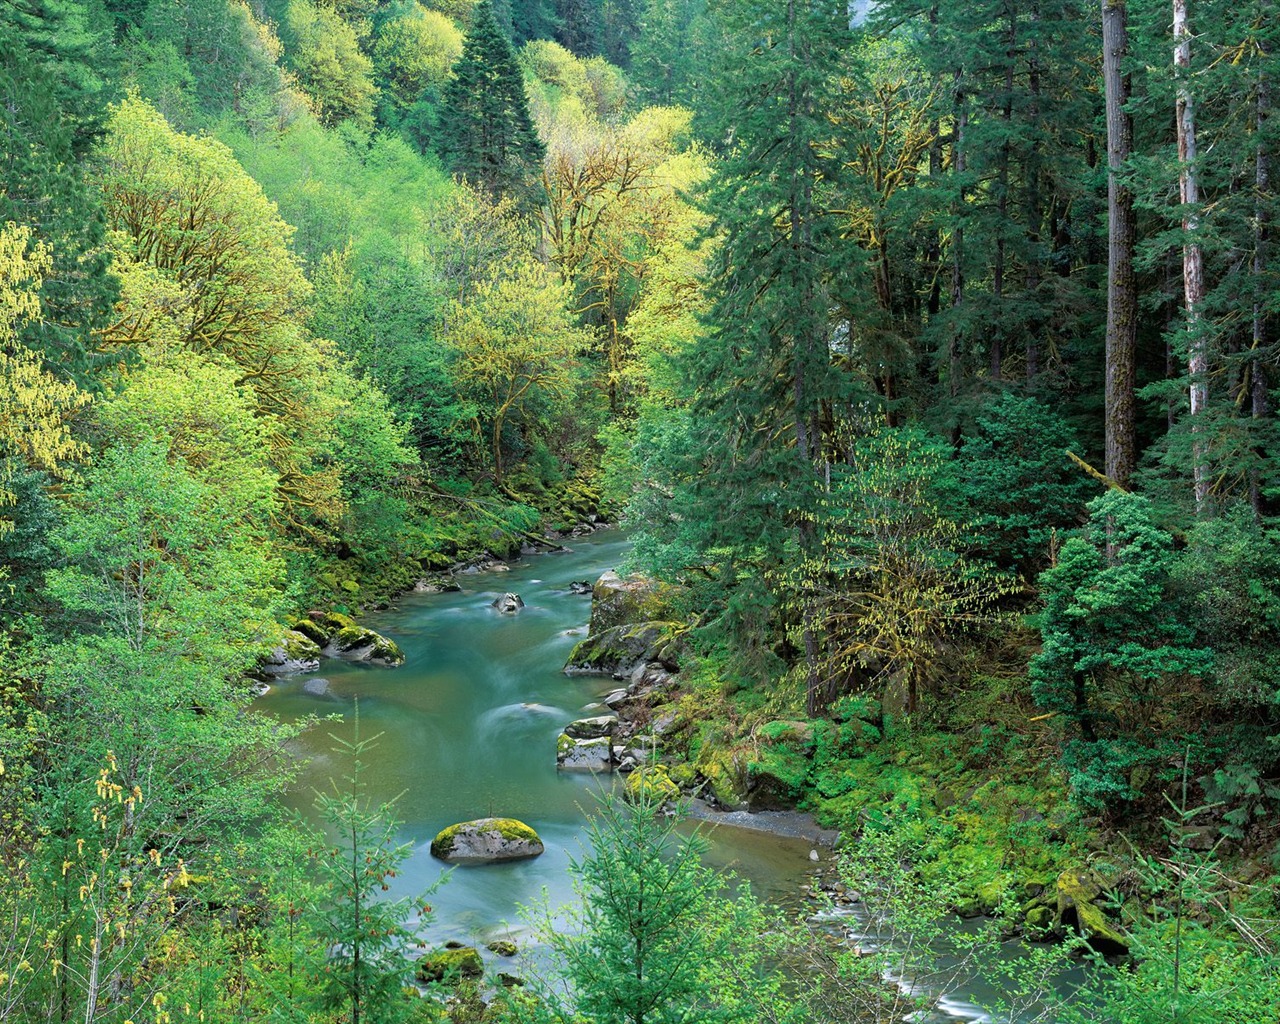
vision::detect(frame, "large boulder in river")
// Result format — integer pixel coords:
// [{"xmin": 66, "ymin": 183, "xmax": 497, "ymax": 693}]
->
[
  {"xmin": 430, "ymin": 818, "xmax": 545, "ymax": 862},
  {"xmin": 491, "ymin": 593, "xmax": 524, "ymax": 614},
  {"xmin": 564, "ymin": 622, "xmax": 682, "ymax": 678},
  {"xmin": 322, "ymin": 626, "xmax": 405, "ymax": 667},
  {"xmin": 258, "ymin": 630, "xmax": 322, "ymax": 676},
  {"xmin": 564, "ymin": 715, "xmax": 618, "ymax": 739},
  {"xmin": 589, "ymin": 571, "xmax": 678, "ymax": 635},
  {"xmin": 556, "ymin": 733, "xmax": 613, "ymax": 771}
]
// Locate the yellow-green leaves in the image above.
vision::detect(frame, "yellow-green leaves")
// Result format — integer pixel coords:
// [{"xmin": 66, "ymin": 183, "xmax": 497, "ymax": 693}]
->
[
  {"xmin": 0, "ymin": 223, "xmax": 90, "ymax": 531},
  {"xmin": 374, "ymin": 6, "xmax": 463, "ymax": 113},
  {"xmin": 445, "ymin": 259, "xmax": 589, "ymax": 483}
]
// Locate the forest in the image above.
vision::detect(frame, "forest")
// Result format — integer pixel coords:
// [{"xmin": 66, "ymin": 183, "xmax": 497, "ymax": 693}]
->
[{"xmin": 1, "ymin": 0, "xmax": 1279, "ymax": 1019}]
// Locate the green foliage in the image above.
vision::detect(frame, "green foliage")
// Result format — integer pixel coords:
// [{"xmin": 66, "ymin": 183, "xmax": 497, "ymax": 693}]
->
[
  {"xmin": 310, "ymin": 714, "xmax": 440, "ymax": 1024},
  {"xmin": 783, "ymin": 426, "xmax": 1015, "ymax": 715},
  {"xmin": 282, "ymin": 0, "xmax": 377, "ymax": 133},
  {"xmin": 1031, "ymin": 492, "xmax": 1214, "ymax": 809},
  {"xmin": 436, "ymin": 0, "xmax": 545, "ymax": 199},
  {"xmin": 957, "ymin": 393, "xmax": 1099, "ymax": 573},
  {"xmin": 374, "ymin": 6, "xmax": 463, "ymax": 127},
  {"xmin": 528, "ymin": 791, "xmax": 787, "ymax": 1024},
  {"xmin": 0, "ymin": 13, "xmax": 118, "ymax": 376}
]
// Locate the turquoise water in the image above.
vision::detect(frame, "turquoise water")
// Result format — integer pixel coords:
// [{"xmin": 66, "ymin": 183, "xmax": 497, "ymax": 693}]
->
[
  {"xmin": 256, "ymin": 530, "xmax": 818, "ymax": 952},
  {"xmin": 256, "ymin": 529, "xmax": 1075, "ymax": 1019}
]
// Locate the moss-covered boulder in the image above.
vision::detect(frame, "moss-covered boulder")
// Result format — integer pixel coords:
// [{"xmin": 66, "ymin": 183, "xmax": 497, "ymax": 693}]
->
[
  {"xmin": 695, "ymin": 743, "xmax": 748, "ymax": 810},
  {"xmin": 430, "ymin": 818, "xmax": 544, "ymax": 862},
  {"xmin": 486, "ymin": 939, "xmax": 518, "ymax": 957},
  {"xmin": 563, "ymin": 622, "xmax": 682, "ymax": 678},
  {"xmin": 589, "ymin": 571, "xmax": 678, "ymax": 635},
  {"xmin": 1055, "ymin": 867, "xmax": 1128, "ymax": 953},
  {"xmin": 318, "ymin": 610, "xmax": 359, "ymax": 634},
  {"xmin": 323, "ymin": 626, "xmax": 405, "ymax": 667},
  {"xmin": 624, "ymin": 765, "xmax": 681, "ymax": 804},
  {"xmin": 556, "ymin": 733, "xmax": 613, "ymax": 771},
  {"xmin": 291, "ymin": 618, "xmax": 331, "ymax": 646},
  {"xmin": 258, "ymin": 630, "xmax": 323, "ymax": 677},
  {"xmin": 564, "ymin": 715, "xmax": 618, "ymax": 739},
  {"xmin": 415, "ymin": 946, "xmax": 483, "ymax": 984},
  {"xmin": 746, "ymin": 745, "xmax": 810, "ymax": 811}
]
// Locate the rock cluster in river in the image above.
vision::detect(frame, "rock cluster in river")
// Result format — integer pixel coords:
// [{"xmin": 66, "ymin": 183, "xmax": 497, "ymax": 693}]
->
[{"xmin": 254, "ymin": 611, "xmax": 405, "ymax": 680}]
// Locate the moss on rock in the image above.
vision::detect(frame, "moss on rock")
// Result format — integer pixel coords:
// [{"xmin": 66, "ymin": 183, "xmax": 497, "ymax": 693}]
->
[
  {"xmin": 624, "ymin": 765, "xmax": 681, "ymax": 804},
  {"xmin": 320, "ymin": 611, "xmax": 359, "ymax": 634},
  {"xmin": 1056, "ymin": 868, "xmax": 1128, "ymax": 953},
  {"xmin": 416, "ymin": 946, "xmax": 483, "ymax": 984},
  {"xmin": 430, "ymin": 818, "xmax": 544, "ymax": 862},
  {"xmin": 292, "ymin": 619, "xmax": 330, "ymax": 646}
]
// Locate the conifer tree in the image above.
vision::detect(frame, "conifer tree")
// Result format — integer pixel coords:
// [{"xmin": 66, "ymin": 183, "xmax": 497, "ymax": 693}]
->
[
  {"xmin": 675, "ymin": 0, "xmax": 853, "ymax": 713},
  {"xmin": 437, "ymin": 0, "xmax": 545, "ymax": 200}
]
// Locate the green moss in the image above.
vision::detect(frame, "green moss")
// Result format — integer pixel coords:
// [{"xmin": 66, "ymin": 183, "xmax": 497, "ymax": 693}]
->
[
  {"xmin": 486, "ymin": 940, "xmax": 517, "ymax": 957},
  {"xmin": 281, "ymin": 630, "xmax": 322, "ymax": 661},
  {"xmin": 430, "ymin": 818, "xmax": 541, "ymax": 858},
  {"xmin": 320, "ymin": 611, "xmax": 359, "ymax": 633},
  {"xmin": 624, "ymin": 765, "xmax": 681, "ymax": 804},
  {"xmin": 416, "ymin": 946, "xmax": 483, "ymax": 984},
  {"xmin": 292, "ymin": 618, "xmax": 330, "ymax": 645},
  {"xmin": 557, "ymin": 733, "xmax": 577, "ymax": 757}
]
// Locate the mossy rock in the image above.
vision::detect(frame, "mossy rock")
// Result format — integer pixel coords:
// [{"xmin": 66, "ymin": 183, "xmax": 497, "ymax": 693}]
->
[
  {"xmin": 563, "ymin": 622, "xmax": 682, "ymax": 677},
  {"xmin": 746, "ymin": 745, "xmax": 810, "ymax": 811},
  {"xmin": 624, "ymin": 765, "xmax": 681, "ymax": 804},
  {"xmin": 281, "ymin": 630, "xmax": 322, "ymax": 662},
  {"xmin": 430, "ymin": 818, "xmax": 545, "ymax": 862},
  {"xmin": 486, "ymin": 940, "xmax": 518, "ymax": 957},
  {"xmin": 292, "ymin": 618, "xmax": 330, "ymax": 646},
  {"xmin": 564, "ymin": 715, "xmax": 617, "ymax": 739},
  {"xmin": 319, "ymin": 611, "xmax": 358, "ymax": 634},
  {"xmin": 325, "ymin": 626, "xmax": 405, "ymax": 667},
  {"xmin": 589, "ymin": 571, "xmax": 681, "ymax": 635},
  {"xmin": 1056, "ymin": 868, "xmax": 1128, "ymax": 953},
  {"xmin": 695, "ymin": 744, "xmax": 747, "ymax": 809},
  {"xmin": 556, "ymin": 734, "xmax": 612, "ymax": 771},
  {"xmin": 416, "ymin": 946, "xmax": 483, "ymax": 984}
]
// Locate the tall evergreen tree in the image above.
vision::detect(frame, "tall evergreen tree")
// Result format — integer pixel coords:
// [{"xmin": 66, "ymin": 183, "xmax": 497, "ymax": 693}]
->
[
  {"xmin": 673, "ymin": 0, "xmax": 854, "ymax": 713},
  {"xmin": 437, "ymin": 0, "xmax": 545, "ymax": 200}
]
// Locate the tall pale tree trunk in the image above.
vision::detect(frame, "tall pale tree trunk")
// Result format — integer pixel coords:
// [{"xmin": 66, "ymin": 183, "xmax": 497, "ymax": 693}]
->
[
  {"xmin": 1174, "ymin": 0, "xmax": 1208, "ymax": 510},
  {"xmin": 1102, "ymin": 0, "xmax": 1137, "ymax": 486}
]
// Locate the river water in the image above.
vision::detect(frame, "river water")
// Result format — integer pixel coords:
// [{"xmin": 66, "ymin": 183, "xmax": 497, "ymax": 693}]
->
[
  {"xmin": 256, "ymin": 532, "xmax": 818, "ymax": 946},
  {"xmin": 257, "ymin": 529, "xmax": 1055, "ymax": 1021}
]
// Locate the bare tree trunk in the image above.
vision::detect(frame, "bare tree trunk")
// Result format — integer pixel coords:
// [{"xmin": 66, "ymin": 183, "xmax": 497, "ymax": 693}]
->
[
  {"xmin": 1102, "ymin": 0, "xmax": 1137, "ymax": 486},
  {"xmin": 1175, "ymin": 0, "xmax": 1208, "ymax": 510}
]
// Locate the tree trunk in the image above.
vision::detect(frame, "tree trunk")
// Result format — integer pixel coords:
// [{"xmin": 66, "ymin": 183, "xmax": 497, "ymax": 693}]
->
[
  {"xmin": 1102, "ymin": 0, "xmax": 1137, "ymax": 486},
  {"xmin": 1175, "ymin": 0, "xmax": 1208, "ymax": 510}
]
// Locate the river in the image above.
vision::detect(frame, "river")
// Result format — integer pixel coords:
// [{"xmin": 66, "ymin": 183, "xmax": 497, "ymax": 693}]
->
[{"xmin": 256, "ymin": 528, "xmax": 1058, "ymax": 1022}]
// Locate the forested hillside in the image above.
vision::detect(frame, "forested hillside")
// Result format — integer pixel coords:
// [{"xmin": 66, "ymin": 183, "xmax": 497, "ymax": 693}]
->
[{"xmin": 2, "ymin": 0, "xmax": 1279, "ymax": 1019}]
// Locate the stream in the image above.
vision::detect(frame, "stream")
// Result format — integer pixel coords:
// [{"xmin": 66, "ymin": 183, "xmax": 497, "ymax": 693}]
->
[{"xmin": 256, "ymin": 528, "xmax": 1053, "ymax": 1022}]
